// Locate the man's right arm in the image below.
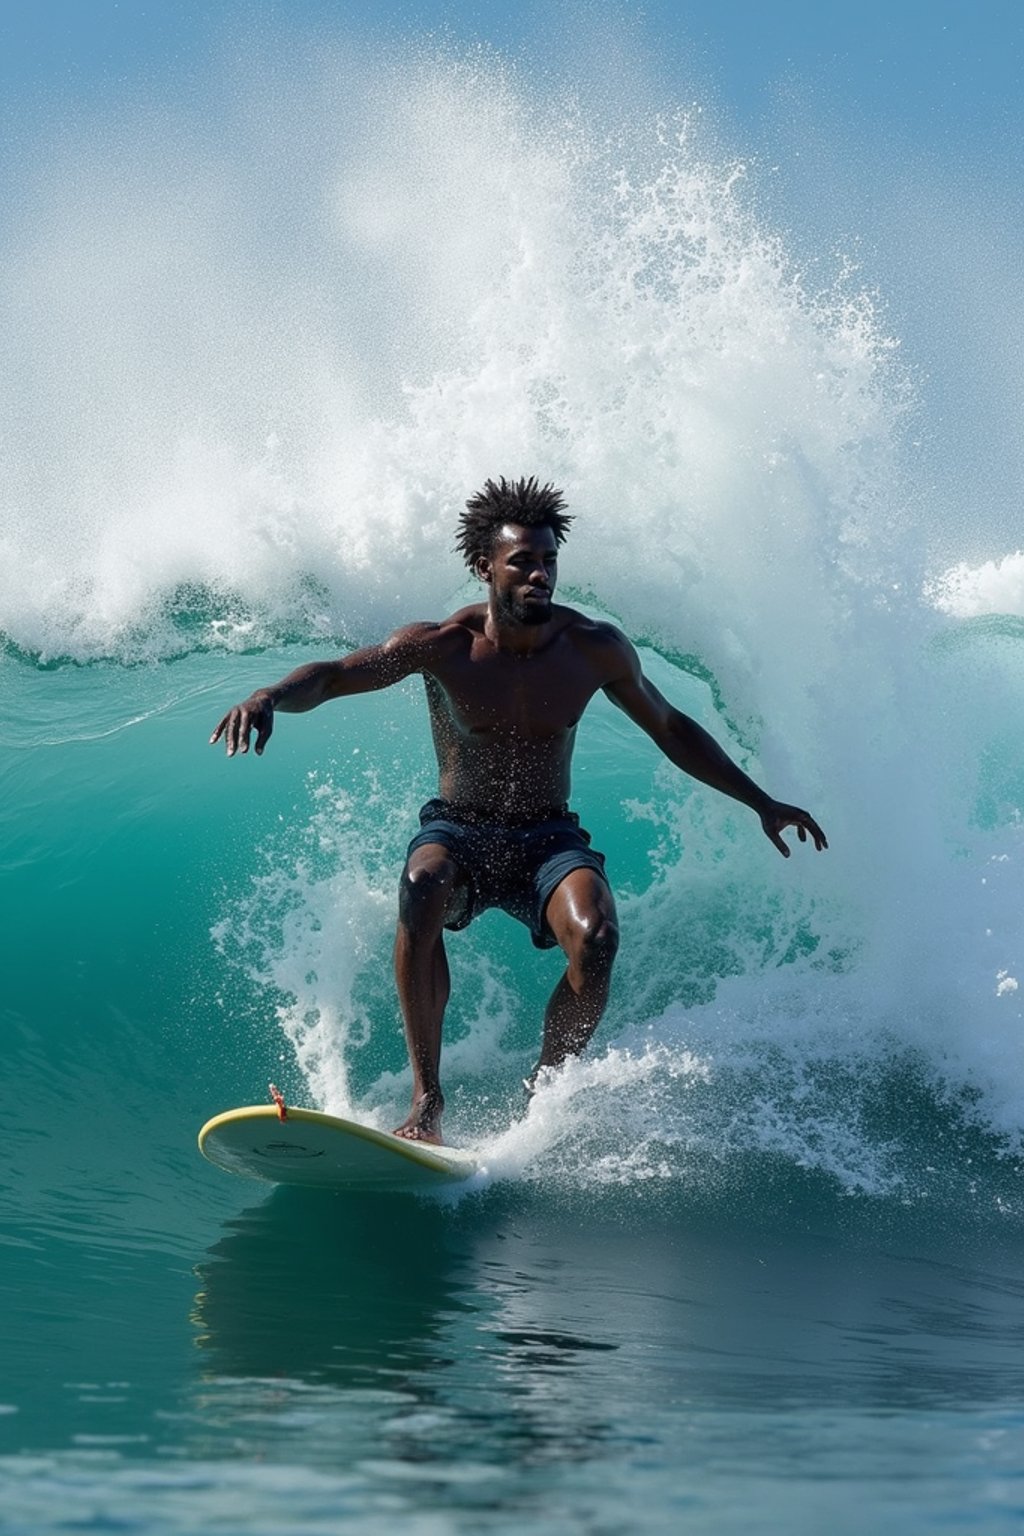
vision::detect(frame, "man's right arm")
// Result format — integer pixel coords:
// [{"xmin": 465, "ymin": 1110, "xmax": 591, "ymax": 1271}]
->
[{"xmin": 209, "ymin": 622, "xmax": 442, "ymax": 757}]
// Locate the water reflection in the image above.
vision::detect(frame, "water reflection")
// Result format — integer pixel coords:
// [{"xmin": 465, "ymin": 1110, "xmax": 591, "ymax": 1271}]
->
[
  {"xmin": 194, "ymin": 1188, "xmax": 1024, "ymax": 1407},
  {"xmin": 190, "ymin": 1188, "xmax": 619, "ymax": 1474},
  {"xmin": 189, "ymin": 1181, "xmax": 1024, "ymax": 1501},
  {"xmin": 5, "ymin": 1177, "xmax": 1024, "ymax": 1536},
  {"xmin": 193, "ymin": 1189, "xmax": 474, "ymax": 1388}
]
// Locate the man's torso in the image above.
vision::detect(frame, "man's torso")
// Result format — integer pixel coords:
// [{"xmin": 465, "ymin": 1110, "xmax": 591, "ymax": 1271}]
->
[{"xmin": 415, "ymin": 604, "xmax": 621, "ymax": 819}]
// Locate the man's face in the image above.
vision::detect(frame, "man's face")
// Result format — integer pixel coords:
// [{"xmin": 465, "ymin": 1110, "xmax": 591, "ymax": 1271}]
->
[{"xmin": 481, "ymin": 524, "xmax": 559, "ymax": 626}]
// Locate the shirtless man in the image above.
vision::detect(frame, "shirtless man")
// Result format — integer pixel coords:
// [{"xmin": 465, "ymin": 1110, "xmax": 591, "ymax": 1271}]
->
[{"xmin": 211, "ymin": 477, "xmax": 827, "ymax": 1144}]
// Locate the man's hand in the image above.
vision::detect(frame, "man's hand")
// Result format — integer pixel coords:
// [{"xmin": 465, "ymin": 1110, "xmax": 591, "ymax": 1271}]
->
[
  {"xmin": 209, "ymin": 690, "xmax": 275, "ymax": 757},
  {"xmin": 759, "ymin": 801, "xmax": 828, "ymax": 858}
]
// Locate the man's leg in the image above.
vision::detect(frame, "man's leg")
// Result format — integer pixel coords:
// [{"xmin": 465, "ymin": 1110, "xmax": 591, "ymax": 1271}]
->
[
  {"xmin": 535, "ymin": 868, "xmax": 619, "ymax": 1077},
  {"xmin": 393, "ymin": 842, "xmax": 465, "ymax": 1143}
]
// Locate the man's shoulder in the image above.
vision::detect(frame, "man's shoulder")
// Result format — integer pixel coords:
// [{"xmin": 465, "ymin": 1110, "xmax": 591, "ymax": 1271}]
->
[
  {"xmin": 382, "ymin": 609, "xmax": 483, "ymax": 660},
  {"xmin": 558, "ymin": 608, "xmax": 636, "ymax": 684},
  {"xmin": 441, "ymin": 603, "xmax": 487, "ymax": 633},
  {"xmin": 559, "ymin": 608, "xmax": 630, "ymax": 650}
]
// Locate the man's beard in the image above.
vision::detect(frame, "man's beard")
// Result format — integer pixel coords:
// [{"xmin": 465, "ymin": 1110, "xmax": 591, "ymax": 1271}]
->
[{"xmin": 496, "ymin": 589, "xmax": 551, "ymax": 626}]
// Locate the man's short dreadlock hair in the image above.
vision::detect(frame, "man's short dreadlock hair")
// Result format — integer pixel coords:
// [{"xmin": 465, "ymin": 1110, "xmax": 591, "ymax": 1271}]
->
[{"xmin": 456, "ymin": 476, "xmax": 573, "ymax": 569}]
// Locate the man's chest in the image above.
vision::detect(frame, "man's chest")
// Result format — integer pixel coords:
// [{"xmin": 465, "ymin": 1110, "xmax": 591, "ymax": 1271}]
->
[{"xmin": 426, "ymin": 650, "xmax": 599, "ymax": 737}]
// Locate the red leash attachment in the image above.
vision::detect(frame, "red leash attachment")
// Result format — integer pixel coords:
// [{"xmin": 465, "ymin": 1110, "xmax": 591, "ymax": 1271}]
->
[{"xmin": 268, "ymin": 1083, "xmax": 288, "ymax": 1121}]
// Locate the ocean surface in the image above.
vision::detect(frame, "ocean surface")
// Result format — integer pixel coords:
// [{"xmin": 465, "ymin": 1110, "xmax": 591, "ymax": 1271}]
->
[{"xmin": 4, "ymin": 43, "xmax": 1024, "ymax": 1534}]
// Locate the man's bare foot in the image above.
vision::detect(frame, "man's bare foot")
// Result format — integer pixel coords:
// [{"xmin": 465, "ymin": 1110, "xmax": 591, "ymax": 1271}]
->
[{"xmin": 393, "ymin": 1089, "xmax": 444, "ymax": 1145}]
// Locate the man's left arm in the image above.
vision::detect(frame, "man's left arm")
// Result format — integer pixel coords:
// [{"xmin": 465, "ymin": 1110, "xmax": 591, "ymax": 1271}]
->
[{"xmin": 601, "ymin": 633, "xmax": 827, "ymax": 858}]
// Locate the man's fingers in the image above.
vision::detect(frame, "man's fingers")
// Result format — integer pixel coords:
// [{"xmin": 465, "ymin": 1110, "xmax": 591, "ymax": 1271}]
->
[
  {"xmin": 804, "ymin": 815, "xmax": 828, "ymax": 851},
  {"xmin": 764, "ymin": 805, "xmax": 830, "ymax": 856},
  {"xmin": 213, "ymin": 699, "xmax": 272, "ymax": 757},
  {"xmin": 227, "ymin": 708, "xmax": 249, "ymax": 756},
  {"xmin": 793, "ymin": 815, "xmax": 827, "ymax": 852}
]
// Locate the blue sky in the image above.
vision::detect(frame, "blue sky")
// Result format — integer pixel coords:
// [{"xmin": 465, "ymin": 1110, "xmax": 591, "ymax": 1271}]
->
[{"xmin": 2, "ymin": 0, "xmax": 1022, "ymax": 155}]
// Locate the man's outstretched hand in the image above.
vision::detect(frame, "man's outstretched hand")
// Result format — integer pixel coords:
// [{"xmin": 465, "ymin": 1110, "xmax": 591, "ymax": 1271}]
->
[
  {"xmin": 209, "ymin": 691, "xmax": 275, "ymax": 757},
  {"xmin": 759, "ymin": 801, "xmax": 828, "ymax": 858}
]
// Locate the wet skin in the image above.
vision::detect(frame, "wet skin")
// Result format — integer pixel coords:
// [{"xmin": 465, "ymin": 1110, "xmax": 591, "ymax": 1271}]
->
[{"xmin": 211, "ymin": 524, "xmax": 827, "ymax": 1143}]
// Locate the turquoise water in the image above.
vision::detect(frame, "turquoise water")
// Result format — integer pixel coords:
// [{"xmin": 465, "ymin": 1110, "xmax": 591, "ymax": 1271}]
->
[
  {"xmin": 5, "ymin": 646, "xmax": 1024, "ymax": 1533},
  {"xmin": 5, "ymin": 43, "xmax": 1024, "ymax": 1534}
]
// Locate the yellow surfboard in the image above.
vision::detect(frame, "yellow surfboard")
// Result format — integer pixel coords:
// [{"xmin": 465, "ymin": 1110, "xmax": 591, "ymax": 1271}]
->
[{"xmin": 198, "ymin": 1105, "xmax": 480, "ymax": 1191}]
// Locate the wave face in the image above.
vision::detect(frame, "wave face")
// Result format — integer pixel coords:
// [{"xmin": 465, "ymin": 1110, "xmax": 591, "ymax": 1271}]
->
[{"xmin": 4, "ymin": 43, "xmax": 1024, "ymax": 1224}]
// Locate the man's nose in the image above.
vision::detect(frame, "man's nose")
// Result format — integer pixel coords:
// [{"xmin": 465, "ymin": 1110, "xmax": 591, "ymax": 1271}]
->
[{"xmin": 530, "ymin": 566, "xmax": 550, "ymax": 587}]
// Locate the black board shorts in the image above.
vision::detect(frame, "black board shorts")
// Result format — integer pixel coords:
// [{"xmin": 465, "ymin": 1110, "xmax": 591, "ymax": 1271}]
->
[{"xmin": 405, "ymin": 799, "xmax": 608, "ymax": 949}]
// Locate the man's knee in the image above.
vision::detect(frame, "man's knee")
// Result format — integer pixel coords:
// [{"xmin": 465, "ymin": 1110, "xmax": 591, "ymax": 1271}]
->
[
  {"xmin": 566, "ymin": 911, "xmax": 619, "ymax": 975},
  {"xmin": 399, "ymin": 853, "xmax": 458, "ymax": 930}
]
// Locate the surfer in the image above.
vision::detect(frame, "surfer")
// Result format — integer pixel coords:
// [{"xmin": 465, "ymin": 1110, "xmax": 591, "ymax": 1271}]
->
[{"xmin": 211, "ymin": 477, "xmax": 827, "ymax": 1144}]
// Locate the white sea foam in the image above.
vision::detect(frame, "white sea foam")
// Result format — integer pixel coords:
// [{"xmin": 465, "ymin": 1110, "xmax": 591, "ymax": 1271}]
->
[
  {"xmin": 928, "ymin": 550, "xmax": 1024, "ymax": 618},
  {"xmin": 1, "ymin": 48, "xmax": 902, "ymax": 685}
]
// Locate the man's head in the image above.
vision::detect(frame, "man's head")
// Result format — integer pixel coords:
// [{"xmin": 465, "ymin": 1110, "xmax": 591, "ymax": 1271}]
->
[
  {"xmin": 456, "ymin": 476, "xmax": 572, "ymax": 568},
  {"xmin": 478, "ymin": 523, "xmax": 561, "ymax": 626}
]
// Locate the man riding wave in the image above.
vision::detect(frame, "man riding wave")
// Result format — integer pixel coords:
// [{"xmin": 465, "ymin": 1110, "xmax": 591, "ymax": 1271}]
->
[{"xmin": 211, "ymin": 477, "xmax": 827, "ymax": 1144}]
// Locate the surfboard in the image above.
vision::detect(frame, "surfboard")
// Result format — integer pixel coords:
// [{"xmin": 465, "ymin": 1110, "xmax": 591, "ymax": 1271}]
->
[{"xmin": 197, "ymin": 1104, "xmax": 480, "ymax": 1191}]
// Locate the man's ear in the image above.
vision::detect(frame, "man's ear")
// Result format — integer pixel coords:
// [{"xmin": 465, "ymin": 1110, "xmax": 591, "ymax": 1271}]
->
[{"xmin": 475, "ymin": 555, "xmax": 493, "ymax": 585}]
